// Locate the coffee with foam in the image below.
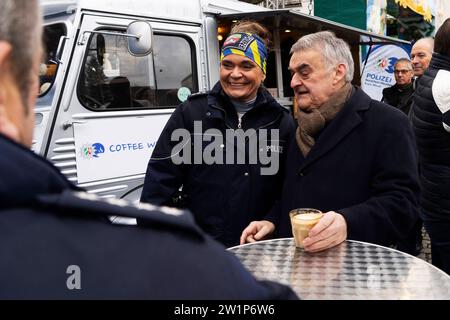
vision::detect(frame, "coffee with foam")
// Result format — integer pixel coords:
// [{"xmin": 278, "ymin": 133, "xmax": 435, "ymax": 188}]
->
[{"xmin": 289, "ymin": 209, "xmax": 323, "ymax": 248}]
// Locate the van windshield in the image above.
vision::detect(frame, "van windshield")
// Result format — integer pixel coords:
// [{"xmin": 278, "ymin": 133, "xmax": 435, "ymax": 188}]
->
[{"xmin": 78, "ymin": 31, "xmax": 198, "ymax": 110}]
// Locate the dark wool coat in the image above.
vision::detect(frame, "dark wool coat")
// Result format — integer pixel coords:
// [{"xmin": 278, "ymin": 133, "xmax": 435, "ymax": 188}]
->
[{"xmin": 275, "ymin": 87, "xmax": 420, "ymax": 247}]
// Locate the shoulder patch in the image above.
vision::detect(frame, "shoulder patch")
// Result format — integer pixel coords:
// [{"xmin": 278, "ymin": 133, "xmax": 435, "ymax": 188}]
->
[
  {"xmin": 73, "ymin": 191, "xmax": 184, "ymax": 217},
  {"xmin": 432, "ymin": 70, "xmax": 450, "ymax": 115},
  {"xmin": 187, "ymin": 91, "xmax": 208, "ymax": 101}
]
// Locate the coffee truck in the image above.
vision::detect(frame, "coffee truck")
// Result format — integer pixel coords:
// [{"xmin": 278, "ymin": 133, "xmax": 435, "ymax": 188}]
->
[{"xmin": 37, "ymin": 0, "xmax": 409, "ymax": 204}]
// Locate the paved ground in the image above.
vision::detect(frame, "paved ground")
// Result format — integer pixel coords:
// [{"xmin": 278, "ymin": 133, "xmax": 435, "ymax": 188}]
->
[{"xmin": 417, "ymin": 228, "xmax": 432, "ymax": 263}]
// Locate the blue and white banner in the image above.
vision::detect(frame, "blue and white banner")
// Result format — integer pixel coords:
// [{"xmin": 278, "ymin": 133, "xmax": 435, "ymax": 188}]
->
[{"xmin": 361, "ymin": 44, "xmax": 411, "ymax": 101}]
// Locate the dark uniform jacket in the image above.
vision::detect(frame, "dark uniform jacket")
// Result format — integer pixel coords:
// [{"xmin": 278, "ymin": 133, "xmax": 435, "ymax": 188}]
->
[
  {"xmin": 412, "ymin": 53, "xmax": 450, "ymax": 221},
  {"xmin": 0, "ymin": 134, "xmax": 297, "ymax": 299},
  {"xmin": 275, "ymin": 87, "xmax": 420, "ymax": 247},
  {"xmin": 141, "ymin": 82, "xmax": 295, "ymax": 247},
  {"xmin": 381, "ymin": 82, "xmax": 414, "ymax": 115}
]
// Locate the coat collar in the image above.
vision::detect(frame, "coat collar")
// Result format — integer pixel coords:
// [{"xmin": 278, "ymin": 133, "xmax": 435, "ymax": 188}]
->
[
  {"xmin": 0, "ymin": 134, "xmax": 78, "ymax": 209},
  {"xmin": 299, "ymin": 86, "xmax": 370, "ymax": 170}
]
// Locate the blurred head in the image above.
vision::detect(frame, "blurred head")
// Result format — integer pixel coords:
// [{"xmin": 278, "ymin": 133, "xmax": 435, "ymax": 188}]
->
[
  {"xmin": 394, "ymin": 58, "xmax": 413, "ymax": 86},
  {"xmin": 289, "ymin": 31, "xmax": 353, "ymax": 111},
  {"xmin": 434, "ymin": 18, "xmax": 450, "ymax": 58},
  {"xmin": 220, "ymin": 32, "xmax": 267, "ymax": 102},
  {"xmin": 0, "ymin": 0, "xmax": 42, "ymax": 148},
  {"xmin": 411, "ymin": 38, "xmax": 433, "ymax": 77}
]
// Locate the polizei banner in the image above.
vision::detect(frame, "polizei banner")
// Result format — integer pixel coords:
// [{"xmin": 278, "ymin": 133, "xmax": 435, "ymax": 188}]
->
[{"xmin": 361, "ymin": 44, "xmax": 411, "ymax": 101}]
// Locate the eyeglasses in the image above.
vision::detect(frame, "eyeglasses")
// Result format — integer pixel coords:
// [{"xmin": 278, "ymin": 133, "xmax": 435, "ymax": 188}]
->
[{"xmin": 394, "ymin": 69, "xmax": 412, "ymax": 74}]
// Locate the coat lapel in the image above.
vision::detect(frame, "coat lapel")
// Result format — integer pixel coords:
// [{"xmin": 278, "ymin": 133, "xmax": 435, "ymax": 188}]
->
[{"xmin": 299, "ymin": 88, "xmax": 371, "ymax": 171}]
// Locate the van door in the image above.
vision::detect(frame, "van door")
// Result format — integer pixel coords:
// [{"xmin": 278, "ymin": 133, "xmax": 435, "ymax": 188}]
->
[
  {"xmin": 44, "ymin": 13, "xmax": 201, "ymax": 203},
  {"xmin": 35, "ymin": 22, "xmax": 70, "ymax": 155}
]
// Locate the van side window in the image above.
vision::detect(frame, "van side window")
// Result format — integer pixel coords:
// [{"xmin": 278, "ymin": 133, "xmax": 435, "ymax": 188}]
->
[
  {"xmin": 39, "ymin": 23, "xmax": 66, "ymax": 97},
  {"xmin": 78, "ymin": 31, "xmax": 198, "ymax": 110}
]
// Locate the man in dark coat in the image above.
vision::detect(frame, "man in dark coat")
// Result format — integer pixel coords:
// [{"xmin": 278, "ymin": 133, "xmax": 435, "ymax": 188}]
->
[
  {"xmin": 241, "ymin": 31, "xmax": 420, "ymax": 252},
  {"xmin": 140, "ymin": 28, "xmax": 295, "ymax": 247},
  {"xmin": 381, "ymin": 58, "xmax": 414, "ymax": 115},
  {"xmin": 411, "ymin": 18, "xmax": 450, "ymax": 274},
  {"xmin": 0, "ymin": 0, "xmax": 297, "ymax": 299}
]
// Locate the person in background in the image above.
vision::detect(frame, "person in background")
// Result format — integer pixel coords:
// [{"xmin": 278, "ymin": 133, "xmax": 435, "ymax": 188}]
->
[
  {"xmin": 381, "ymin": 58, "xmax": 414, "ymax": 115},
  {"xmin": 240, "ymin": 31, "xmax": 420, "ymax": 253},
  {"xmin": 0, "ymin": 1, "xmax": 297, "ymax": 299},
  {"xmin": 140, "ymin": 21, "xmax": 295, "ymax": 247},
  {"xmin": 411, "ymin": 37, "xmax": 434, "ymax": 81},
  {"xmin": 411, "ymin": 18, "xmax": 450, "ymax": 274},
  {"xmin": 399, "ymin": 37, "xmax": 435, "ymax": 256}
]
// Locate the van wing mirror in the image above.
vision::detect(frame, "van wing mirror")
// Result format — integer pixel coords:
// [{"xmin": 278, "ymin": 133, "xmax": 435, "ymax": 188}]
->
[{"xmin": 127, "ymin": 21, "xmax": 153, "ymax": 56}]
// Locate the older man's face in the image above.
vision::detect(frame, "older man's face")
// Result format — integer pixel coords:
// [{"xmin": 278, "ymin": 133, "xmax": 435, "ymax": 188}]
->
[
  {"xmin": 289, "ymin": 49, "xmax": 339, "ymax": 111},
  {"xmin": 411, "ymin": 41, "xmax": 433, "ymax": 77}
]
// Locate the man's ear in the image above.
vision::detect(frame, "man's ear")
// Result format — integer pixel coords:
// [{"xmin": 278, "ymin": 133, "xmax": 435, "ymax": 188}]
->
[
  {"xmin": 0, "ymin": 41, "xmax": 20, "ymax": 143},
  {"xmin": 333, "ymin": 63, "xmax": 347, "ymax": 85},
  {"xmin": 0, "ymin": 41, "xmax": 12, "ymax": 108},
  {"xmin": 0, "ymin": 41, "xmax": 12, "ymax": 71}
]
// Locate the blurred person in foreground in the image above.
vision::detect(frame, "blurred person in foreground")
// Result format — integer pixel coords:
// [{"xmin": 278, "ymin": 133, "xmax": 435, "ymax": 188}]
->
[
  {"xmin": 0, "ymin": 0, "xmax": 297, "ymax": 299},
  {"xmin": 241, "ymin": 31, "xmax": 420, "ymax": 253},
  {"xmin": 411, "ymin": 18, "xmax": 450, "ymax": 274}
]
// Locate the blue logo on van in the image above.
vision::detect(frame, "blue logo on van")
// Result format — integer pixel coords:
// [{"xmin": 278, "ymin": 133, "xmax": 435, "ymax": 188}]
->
[{"xmin": 80, "ymin": 143, "xmax": 105, "ymax": 159}]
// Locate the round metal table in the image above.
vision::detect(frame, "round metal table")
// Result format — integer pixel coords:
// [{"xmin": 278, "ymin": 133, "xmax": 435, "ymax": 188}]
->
[{"xmin": 228, "ymin": 238, "xmax": 450, "ymax": 299}]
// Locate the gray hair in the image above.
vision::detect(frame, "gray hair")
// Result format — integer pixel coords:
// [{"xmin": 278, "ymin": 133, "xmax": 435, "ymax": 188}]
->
[
  {"xmin": 0, "ymin": 0, "xmax": 42, "ymax": 112},
  {"xmin": 290, "ymin": 31, "xmax": 354, "ymax": 82},
  {"xmin": 394, "ymin": 58, "xmax": 413, "ymax": 70}
]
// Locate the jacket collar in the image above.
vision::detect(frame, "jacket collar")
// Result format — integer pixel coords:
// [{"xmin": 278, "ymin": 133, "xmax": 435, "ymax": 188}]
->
[
  {"xmin": 206, "ymin": 82, "xmax": 284, "ymax": 129},
  {"xmin": 429, "ymin": 53, "xmax": 450, "ymax": 71},
  {"xmin": 299, "ymin": 86, "xmax": 369, "ymax": 170},
  {"xmin": 0, "ymin": 134, "xmax": 77, "ymax": 209}
]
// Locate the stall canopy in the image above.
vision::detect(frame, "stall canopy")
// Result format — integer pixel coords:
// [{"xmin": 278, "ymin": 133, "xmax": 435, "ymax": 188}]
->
[{"xmin": 218, "ymin": 9, "xmax": 410, "ymax": 47}]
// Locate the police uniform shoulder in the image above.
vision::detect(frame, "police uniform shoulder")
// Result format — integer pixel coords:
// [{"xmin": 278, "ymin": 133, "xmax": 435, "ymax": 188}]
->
[
  {"xmin": 187, "ymin": 91, "xmax": 208, "ymax": 101},
  {"xmin": 37, "ymin": 191, "xmax": 205, "ymax": 239}
]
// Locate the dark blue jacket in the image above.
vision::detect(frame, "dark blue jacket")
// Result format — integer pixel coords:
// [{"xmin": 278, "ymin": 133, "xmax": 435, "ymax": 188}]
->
[
  {"xmin": 275, "ymin": 87, "xmax": 420, "ymax": 247},
  {"xmin": 412, "ymin": 53, "xmax": 450, "ymax": 221},
  {"xmin": 0, "ymin": 134, "xmax": 297, "ymax": 299},
  {"xmin": 141, "ymin": 82, "xmax": 296, "ymax": 247}
]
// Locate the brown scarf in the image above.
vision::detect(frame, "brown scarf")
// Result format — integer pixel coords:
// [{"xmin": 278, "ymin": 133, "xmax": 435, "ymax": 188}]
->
[{"xmin": 296, "ymin": 83, "xmax": 353, "ymax": 157}]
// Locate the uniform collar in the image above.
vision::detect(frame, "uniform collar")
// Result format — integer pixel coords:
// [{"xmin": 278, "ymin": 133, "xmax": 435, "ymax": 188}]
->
[{"xmin": 0, "ymin": 134, "xmax": 78, "ymax": 209}]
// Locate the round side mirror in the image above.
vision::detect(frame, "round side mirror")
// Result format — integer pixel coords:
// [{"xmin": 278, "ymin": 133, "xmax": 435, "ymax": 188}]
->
[{"xmin": 127, "ymin": 21, "xmax": 153, "ymax": 57}]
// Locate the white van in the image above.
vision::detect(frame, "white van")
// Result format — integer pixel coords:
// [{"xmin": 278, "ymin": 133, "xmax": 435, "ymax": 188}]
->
[{"xmin": 36, "ymin": 0, "xmax": 409, "ymax": 203}]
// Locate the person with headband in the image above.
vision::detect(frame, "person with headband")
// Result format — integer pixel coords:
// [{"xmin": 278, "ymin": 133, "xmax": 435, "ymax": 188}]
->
[{"xmin": 141, "ymin": 21, "xmax": 295, "ymax": 247}]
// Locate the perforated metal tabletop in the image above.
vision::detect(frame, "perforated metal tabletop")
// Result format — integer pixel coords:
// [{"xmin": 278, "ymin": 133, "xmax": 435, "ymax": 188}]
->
[{"xmin": 228, "ymin": 238, "xmax": 450, "ymax": 299}]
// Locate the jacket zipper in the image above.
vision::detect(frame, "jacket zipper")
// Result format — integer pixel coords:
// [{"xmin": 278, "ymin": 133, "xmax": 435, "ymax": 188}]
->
[{"xmin": 211, "ymin": 104, "xmax": 282, "ymax": 131}]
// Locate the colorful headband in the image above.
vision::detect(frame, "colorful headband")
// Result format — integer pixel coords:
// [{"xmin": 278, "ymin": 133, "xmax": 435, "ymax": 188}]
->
[{"xmin": 221, "ymin": 32, "xmax": 268, "ymax": 74}]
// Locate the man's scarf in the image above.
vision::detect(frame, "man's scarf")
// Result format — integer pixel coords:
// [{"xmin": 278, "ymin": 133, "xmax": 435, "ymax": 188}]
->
[{"xmin": 296, "ymin": 83, "xmax": 353, "ymax": 157}]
